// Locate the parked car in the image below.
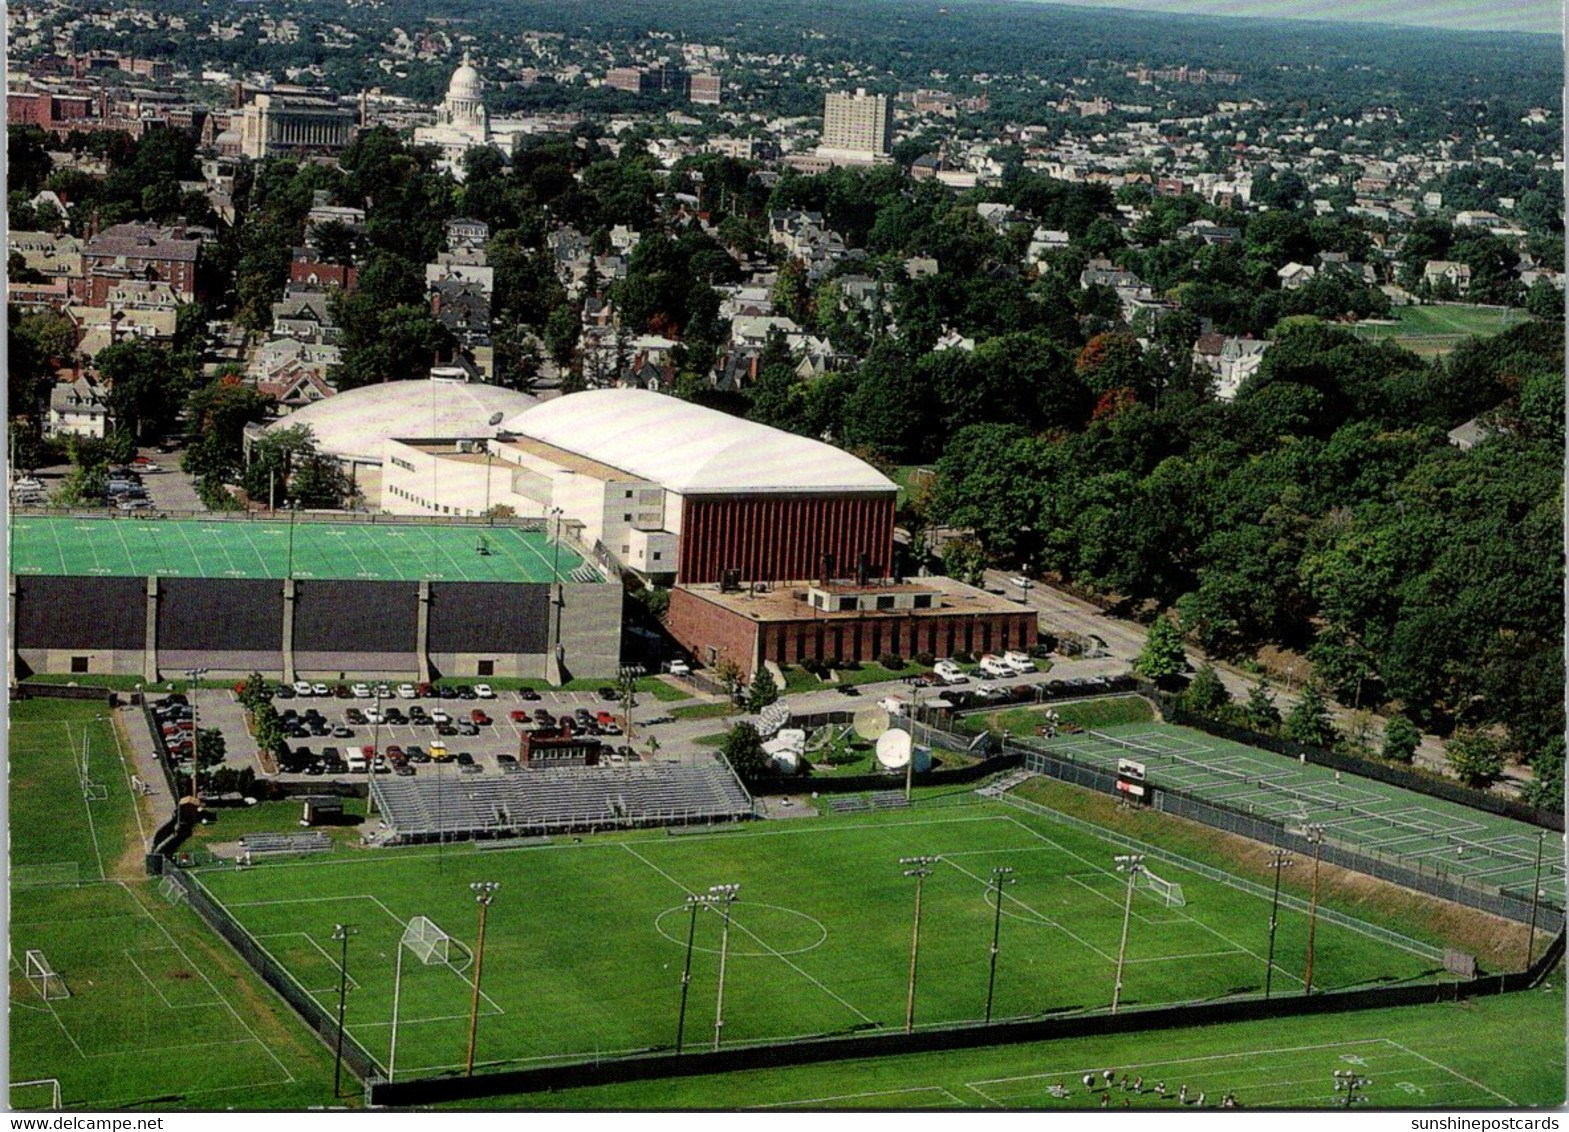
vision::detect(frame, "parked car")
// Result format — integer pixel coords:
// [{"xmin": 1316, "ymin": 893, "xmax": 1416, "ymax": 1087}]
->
[
  {"xmin": 597, "ymin": 686, "xmax": 618, "ymax": 701},
  {"xmin": 510, "ymin": 709, "xmax": 531, "ymax": 723},
  {"xmin": 456, "ymin": 721, "xmax": 480, "ymax": 737},
  {"xmin": 117, "ymin": 498, "xmax": 154, "ymax": 511},
  {"xmin": 455, "ymin": 752, "xmax": 475, "ymax": 767},
  {"xmin": 351, "ymin": 683, "xmax": 371, "ymax": 698},
  {"xmin": 345, "ymin": 708, "xmax": 367, "ymax": 724},
  {"xmin": 473, "ymin": 684, "xmax": 495, "ymax": 699},
  {"xmin": 519, "ymin": 689, "xmax": 541, "ymax": 702},
  {"xmin": 436, "ymin": 723, "xmax": 458, "ymax": 737},
  {"xmin": 397, "ymin": 683, "xmax": 417, "ymax": 699},
  {"xmin": 293, "ymin": 681, "xmax": 314, "ymax": 697},
  {"xmin": 664, "ymin": 660, "xmax": 691, "ymax": 676},
  {"xmin": 406, "ymin": 745, "xmax": 429, "ymax": 763},
  {"xmin": 470, "ymin": 709, "xmax": 491, "ymax": 726},
  {"xmin": 13, "ymin": 477, "xmax": 43, "ymax": 492}
]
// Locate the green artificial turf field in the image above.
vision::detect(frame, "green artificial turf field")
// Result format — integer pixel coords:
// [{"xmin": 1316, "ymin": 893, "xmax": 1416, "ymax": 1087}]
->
[
  {"xmin": 190, "ymin": 801, "xmax": 1454, "ymax": 1082},
  {"xmin": 1018, "ymin": 722, "xmax": 1564, "ymax": 906},
  {"xmin": 9, "ymin": 516, "xmax": 594, "ymax": 583},
  {"xmin": 8, "ymin": 700, "xmax": 339, "ymax": 1110}
]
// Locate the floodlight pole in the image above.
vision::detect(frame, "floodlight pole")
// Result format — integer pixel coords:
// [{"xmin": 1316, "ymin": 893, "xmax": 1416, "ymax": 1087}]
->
[
  {"xmin": 904, "ymin": 732, "xmax": 915, "ymax": 802},
  {"xmin": 710, "ymin": 883, "xmax": 740, "ymax": 1051},
  {"xmin": 1111, "ymin": 854, "xmax": 1143, "ymax": 1014},
  {"xmin": 466, "ymin": 882, "xmax": 500, "ymax": 1076},
  {"xmin": 1264, "ymin": 847, "xmax": 1294, "ymax": 999},
  {"xmin": 368, "ymin": 686, "xmax": 381, "ymax": 818},
  {"xmin": 984, "ymin": 866, "xmax": 1015, "ymax": 1024},
  {"xmin": 331, "ymin": 923, "xmax": 358, "ymax": 1097},
  {"xmin": 1525, "ymin": 831, "xmax": 1546, "ymax": 970},
  {"xmin": 184, "ymin": 667, "xmax": 208, "ymax": 806},
  {"xmin": 901, "ymin": 856, "xmax": 939, "ymax": 1033},
  {"xmin": 1303, "ymin": 826, "xmax": 1324, "ymax": 995},
  {"xmin": 675, "ymin": 892, "xmax": 711, "ymax": 1055}
]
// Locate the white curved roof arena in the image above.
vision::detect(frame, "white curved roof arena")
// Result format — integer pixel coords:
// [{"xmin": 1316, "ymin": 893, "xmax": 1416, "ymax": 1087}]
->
[
  {"xmin": 506, "ymin": 389, "xmax": 895, "ymax": 495},
  {"xmin": 267, "ymin": 379, "xmax": 537, "ymax": 464}
]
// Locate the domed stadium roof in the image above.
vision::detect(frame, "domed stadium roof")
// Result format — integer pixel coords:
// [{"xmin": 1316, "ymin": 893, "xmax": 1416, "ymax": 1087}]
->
[
  {"xmin": 268, "ymin": 379, "xmax": 536, "ymax": 465},
  {"xmin": 505, "ymin": 389, "xmax": 895, "ymax": 495},
  {"xmin": 447, "ymin": 54, "xmax": 483, "ymax": 102}
]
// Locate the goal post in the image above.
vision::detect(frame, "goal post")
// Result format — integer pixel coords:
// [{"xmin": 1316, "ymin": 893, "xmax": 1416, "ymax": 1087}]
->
[
  {"xmin": 24, "ymin": 950, "xmax": 70, "ymax": 1001},
  {"xmin": 401, "ymin": 916, "xmax": 450, "ymax": 965},
  {"xmin": 1134, "ymin": 867, "xmax": 1187, "ymax": 908}
]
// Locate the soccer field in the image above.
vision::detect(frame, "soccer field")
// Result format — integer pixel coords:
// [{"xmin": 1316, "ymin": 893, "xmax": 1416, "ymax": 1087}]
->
[
  {"xmin": 8, "ymin": 701, "xmax": 338, "ymax": 1110},
  {"xmin": 9, "ymin": 516, "xmax": 592, "ymax": 583},
  {"xmin": 1028, "ymin": 722, "xmax": 1564, "ymax": 906},
  {"xmin": 191, "ymin": 802, "xmax": 1449, "ymax": 1081}
]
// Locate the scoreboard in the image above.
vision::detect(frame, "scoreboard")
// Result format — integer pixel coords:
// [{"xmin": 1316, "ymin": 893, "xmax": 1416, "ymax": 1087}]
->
[{"xmin": 1115, "ymin": 757, "xmax": 1149, "ymax": 803}]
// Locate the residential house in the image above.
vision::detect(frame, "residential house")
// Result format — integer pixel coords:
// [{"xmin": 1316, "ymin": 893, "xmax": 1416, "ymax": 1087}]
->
[
  {"xmin": 47, "ymin": 375, "xmax": 110, "ymax": 438},
  {"xmin": 1277, "ymin": 262, "xmax": 1317, "ymax": 291},
  {"xmin": 1192, "ymin": 333, "xmax": 1269, "ymax": 401},
  {"xmin": 1422, "ymin": 260, "xmax": 1471, "ymax": 294}
]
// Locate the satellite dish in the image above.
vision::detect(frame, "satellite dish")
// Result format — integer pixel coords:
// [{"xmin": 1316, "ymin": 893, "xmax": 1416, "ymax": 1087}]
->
[
  {"xmin": 876, "ymin": 729, "xmax": 913, "ymax": 771},
  {"xmin": 488, "ymin": 412, "xmax": 506, "ymax": 426},
  {"xmin": 852, "ymin": 707, "xmax": 891, "ymax": 741}
]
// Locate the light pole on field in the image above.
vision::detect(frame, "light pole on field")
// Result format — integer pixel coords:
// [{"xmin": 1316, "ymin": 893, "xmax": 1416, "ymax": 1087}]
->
[
  {"xmin": 984, "ymin": 866, "xmax": 1016, "ymax": 1024},
  {"xmin": 465, "ymin": 882, "xmax": 500, "ymax": 1076},
  {"xmin": 184, "ymin": 667, "xmax": 208, "ymax": 807},
  {"xmin": 1302, "ymin": 826, "xmax": 1325, "ymax": 995},
  {"xmin": 331, "ymin": 923, "xmax": 358, "ymax": 1097},
  {"xmin": 900, "ymin": 856, "xmax": 940, "ymax": 1033},
  {"xmin": 709, "ymin": 883, "xmax": 741, "ymax": 1051},
  {"xmin": 1264, "ymin": 847, "xmax": 1294, "ymax": 999},
  {"xmin": 675, "ymin": 891, "xmax": 717, "ymax": 1055},
  {"xmin": 1111, "ymin": 854, "xmax": 1144, "ymax": 1014},
  {"xmin": 1525, "ymin": 831, "xmax": 1546, "ymax": 970}
]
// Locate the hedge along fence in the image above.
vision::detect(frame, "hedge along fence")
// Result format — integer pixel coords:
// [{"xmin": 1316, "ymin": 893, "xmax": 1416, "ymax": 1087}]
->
[
  {"xmin": 15, "ymin": 681, "xmax": 120, "ymax": 704},
  {"xmin": 367, "ymin": 928, "xmax": 1565, "ymax": 1107},
  {"xmin": 1159, "ymin": 694, "xmax": 1563, "ymax": 833}
]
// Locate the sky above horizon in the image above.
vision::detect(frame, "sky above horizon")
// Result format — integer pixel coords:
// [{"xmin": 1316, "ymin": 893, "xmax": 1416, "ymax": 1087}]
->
[{"xmin": 1030, "ymin": 0, "xmax": 1560, "ymax": 34}]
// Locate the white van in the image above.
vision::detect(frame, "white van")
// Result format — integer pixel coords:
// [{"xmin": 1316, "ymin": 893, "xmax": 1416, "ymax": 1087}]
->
[
  {"xmin": 344, "ymin": 751, "xmax": 368, "ymax": 772},
  {"xmin": 977, "ymin": 655, "xmax": 1013, "ymax": 679},
  {"xmin": 932, "ymin": 660, "xmax": 968, "ymax": 685},
  {"xmin": 1003, "ymin": 650, "xmax": 1035, "ymax": 675}
]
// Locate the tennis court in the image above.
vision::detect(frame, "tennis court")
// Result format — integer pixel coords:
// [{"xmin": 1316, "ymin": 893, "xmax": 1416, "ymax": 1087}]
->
[
  {"xmin": 9, "ymin": 517, "xmax": 597, "ymax": 584},
  {"xmin": 1030, "ymin": 724, "xmax": 1563, "ymax": 907}
]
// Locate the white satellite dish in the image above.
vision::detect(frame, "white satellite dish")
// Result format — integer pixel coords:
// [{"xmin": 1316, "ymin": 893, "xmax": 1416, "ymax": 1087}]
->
[
  {"xmin": 853, "ymin": 707, "xmax": 891, "ymax": 741},
  {"xmin": 876, "ymin": 728, "xmax": 914, "ymax": 771}
]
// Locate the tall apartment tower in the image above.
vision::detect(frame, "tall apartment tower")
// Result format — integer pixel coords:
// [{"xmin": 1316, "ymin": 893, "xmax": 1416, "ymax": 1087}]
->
[{"xmin": 820, "ymin": 88, "xmax": 892, "ymax": 163}]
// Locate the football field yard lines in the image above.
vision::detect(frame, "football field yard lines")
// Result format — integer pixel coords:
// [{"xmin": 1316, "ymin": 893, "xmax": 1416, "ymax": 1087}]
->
[
  {"xmin": 1387, "ymin": 1041, "xmax": 1516, "ymax": 1105},
  {"xmin": 619, "ymin": 842, "xmax": 878, "ymax": 1026},
  {"xmin": 939, "ymin": 853, "xmax": 1116, "ymax": 962},
  {"xmin": 750, "ymin": 1086, "xmax": 968, "ymax": 1109}
]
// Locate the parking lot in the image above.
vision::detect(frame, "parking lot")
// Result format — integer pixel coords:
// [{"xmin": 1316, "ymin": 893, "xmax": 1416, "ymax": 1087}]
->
[{"xmin": 180, "ymin": 684, "xmax": 660, "ymax": 789}]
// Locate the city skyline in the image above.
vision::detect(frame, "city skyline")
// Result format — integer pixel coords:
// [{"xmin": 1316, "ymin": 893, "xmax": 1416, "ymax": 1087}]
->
[{"xmin": 1027, "ymin": 0, "xmax": 1560, "ymax": 35}]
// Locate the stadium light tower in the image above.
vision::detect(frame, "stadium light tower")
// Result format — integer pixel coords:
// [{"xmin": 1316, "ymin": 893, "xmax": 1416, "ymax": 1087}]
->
[
  {"xmin": 331, "ymin": 923, "xmax": 358, "ymax": 1097},
  {"xmin": 1302, "ymin": 825, "xmax": 1325, "ymax": 995},
  {"xmin": 1264, "ymin": 847, "xmax": 1294, "ymax": 998},
  {"xmin": 900, "ymin": 856, "xmax": 940, "ymax": 1032},
  {"xmin": 675, "ymin": 891, "xmax": 718, "ymax": 1055},
  {"xmin": 465, "ymin": 882, "xmax": 500, "ymax": 1076},
  {"xmin": 709, "ymin": 883, "xmax": 741, "ymax": 1051},
  {"xmin": 984, "ymin": 866, "xmax": 1016, "ymax": 1024},
  {"xmin": 1111, "ymin": 854, "xmax": 1144, "ymax": 1014},
  {"xmin": 183, "ymin": 668, "xmax": 209, "ymax": 806},
  {"xmin": 1526, "ymin": 830, "xmax": 1546, "ymax": 969}
]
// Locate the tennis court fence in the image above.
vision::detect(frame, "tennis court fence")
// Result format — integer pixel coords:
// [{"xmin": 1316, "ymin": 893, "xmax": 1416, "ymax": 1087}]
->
[{"xmin": 904, "ymin": 720, "xmax": 1565, "ymax": 933}]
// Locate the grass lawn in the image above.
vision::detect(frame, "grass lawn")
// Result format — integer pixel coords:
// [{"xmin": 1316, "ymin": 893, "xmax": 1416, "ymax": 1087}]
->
[
  {"xmin": 185, "ymin": 796, "xmax": 370, "ymax": 850},
  {"xmin": 890, "ymin": 465, "xmax": 935, "ymax": 508},
  {"xmin": 672, "ymin": 701, "xmax": 743, "ymax": 721},
  {"xmin": 778, "ymin": 665, "xmax": 826, "ymax": 694},
  {"xmin": 1350, "ymin": 305, "xmax": 1527, "ymax": 356},
  {"xmin": 833, "ymin": 661, "xmax": 927, "ymax": 687},
  {"xmin": 453, "ymin": 980, "xmax": 1564, "ymax": 1109},
  {"xmin": 194, "ymin": 798, "xmax": 1453, "ymax": 1081},
  {"xmin": 962, "ymin": 695, "xmax": 1155, "ymax": 738},
  {"xmin": 8, "ymin": 699, "xmax": 341, "ymax": 1110}
]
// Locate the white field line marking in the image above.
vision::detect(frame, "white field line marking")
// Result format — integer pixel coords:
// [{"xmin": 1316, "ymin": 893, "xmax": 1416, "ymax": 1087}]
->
[
  {"xmin": 1060, "ymin": 872, "xmax": 1185, "ymax": 926},
  {"xmin": 9, "ymin": 951, "xmax": 86, "ymax": 1059},
  {"xmin": 251, "ymin": 932, "xmax": 362, "ymax": 992},
  {"xmin": 750, "ymin": 1086, "xmax": 966, "ymax": 1109},
  {"xmin": 970, "ymin": 1038, "xmax": 1390, "ymax": 1091},
  {"xmin": 620, "ymin": 842, "xmax": 877, "ymax": 1025},
  {"xmin": 940, "ymin": 855, "xmax": 1115, "ymax": 962},
  {"xmin": 1001, "ymin": 814, "xmax": 1307, "ymax": 987},
  {"xmin": 62, "ymin": 722, "xmax": 107, "ymax": 880},
  {"xmin": 191, "ymin": 810, "xmax": 1011, "ymax": 874},
  {"xmin": 122, "ymin": 880, "xmax": 296, "ymax": 1084},
  {"xmin": 1123, "ymin": 949, "xmax": 1245, "ymax": 964},
  {"xmin": 107, "ymin": 713, "xmax": 149, "ymax": 848},
  {"xmin": 1385, "ymin": 1040, "xmax": 1516, "ymax": 1106}
]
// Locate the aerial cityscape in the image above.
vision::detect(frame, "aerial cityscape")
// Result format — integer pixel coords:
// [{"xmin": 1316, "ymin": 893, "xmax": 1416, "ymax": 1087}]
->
[{"xmin": 5, "ymin": 0, "xmax": 1564, "ymax": 1115}]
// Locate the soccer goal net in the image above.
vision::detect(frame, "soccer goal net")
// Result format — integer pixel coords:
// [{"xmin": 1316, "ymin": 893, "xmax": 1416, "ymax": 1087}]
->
[
  {"xmin": 158, "ymin": 875, "xmax": 188, "ymax": 905},
  {"xmin": 25, "ymin": 950, "xmax": 70, "ymax": 1001},
  {"xmin": 401, "ymin": 916, "xmax": 450, "ymax": 965},
  {"xmin": 1135, "ymin": 867, "xmax": 1187, "ymax": 908}
]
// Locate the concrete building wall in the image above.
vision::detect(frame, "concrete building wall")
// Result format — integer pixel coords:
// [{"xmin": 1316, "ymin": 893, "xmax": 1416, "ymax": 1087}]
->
[
  {"xmin": 677, "ymin": 493, "xmax": 895, "ymax": 584},
  {"xmin": 555, "ymin": 581, "xmax": 624, "ymax": 679}
]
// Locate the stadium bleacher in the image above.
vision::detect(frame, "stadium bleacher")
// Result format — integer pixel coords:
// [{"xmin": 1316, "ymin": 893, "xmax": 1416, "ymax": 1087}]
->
[{"xmin": 371, "ymin": 762, "xmax": 753, "ymax": 843}]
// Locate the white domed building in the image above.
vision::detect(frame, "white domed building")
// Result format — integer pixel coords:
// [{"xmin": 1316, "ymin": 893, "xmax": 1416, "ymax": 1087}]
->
[
  {"xmin": 259, "ymin": 376, "xmax": 538, "ymax": 508},
  {"xmin": 414, "ymin": 53, "xmax": 516, "ymax": 180}
]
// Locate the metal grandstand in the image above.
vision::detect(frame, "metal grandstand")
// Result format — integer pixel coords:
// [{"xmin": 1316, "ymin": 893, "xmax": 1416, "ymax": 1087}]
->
[{"xmin": 370, "ymin": 762, "xmax": 755, "ymax": 843}]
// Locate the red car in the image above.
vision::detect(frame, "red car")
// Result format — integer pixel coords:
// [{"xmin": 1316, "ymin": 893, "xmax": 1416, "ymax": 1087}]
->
[
  {"xmin": 510, "ymin": 709, "xmax": 530, "ymax": 724},
  {"xmin": 362, "ymin": 745, "xmax": 377, "ymax": 758},
  {"xmin": 470, "ymin": 709, "xmax": 491, "ymax": 726}
]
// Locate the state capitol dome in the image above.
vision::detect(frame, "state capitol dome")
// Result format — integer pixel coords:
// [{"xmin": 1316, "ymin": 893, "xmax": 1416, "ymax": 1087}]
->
[{"xmin": 447, "ymin": 56, "xmax": 482, "ymax": 102}]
